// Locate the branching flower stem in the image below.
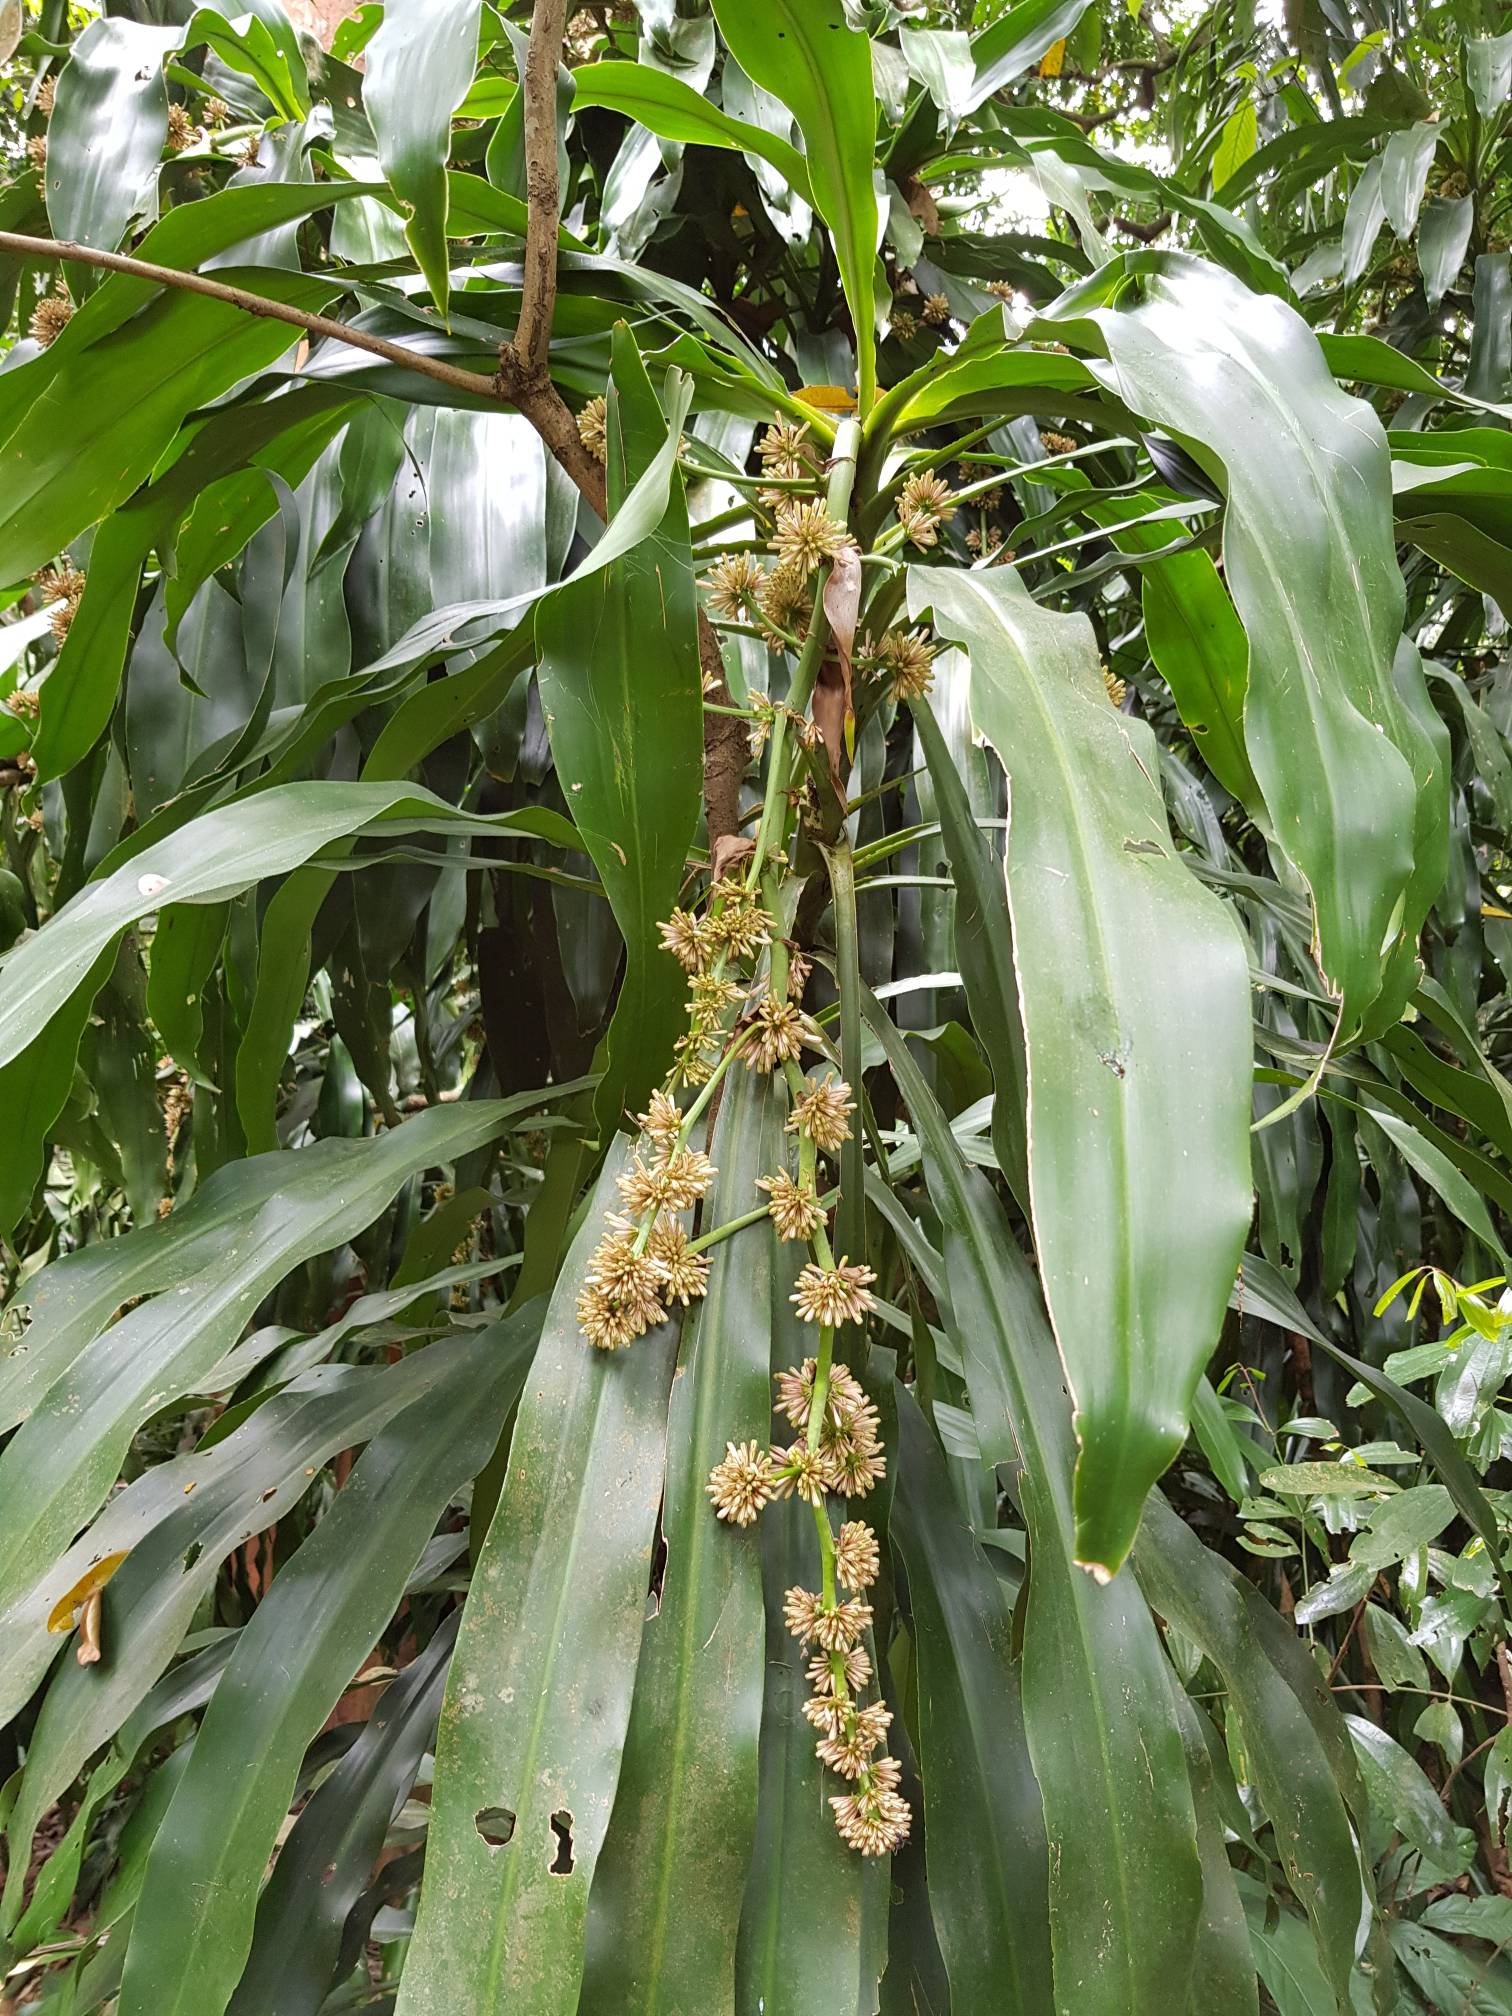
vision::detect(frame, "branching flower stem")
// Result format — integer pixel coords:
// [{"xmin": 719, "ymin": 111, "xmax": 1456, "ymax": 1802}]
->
[{"xmin": 746, "ymin": 417, "xmax": 862, "ymax": 890}]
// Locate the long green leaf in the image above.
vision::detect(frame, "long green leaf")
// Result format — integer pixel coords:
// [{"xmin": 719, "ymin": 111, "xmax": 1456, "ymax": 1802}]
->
[
  {"xmin": 537, "ymin": 331, "xmax": 702, "ymax": 1138},
  {"xmin": 1090, "ymin": 497, "xmax": 1260, "ymax": 811},
  {"xmin": 0, "ymin": 1099, "xmax": 549, "ymax": 1626},
  {"xmin": 230, "ymin": 373, "xmax": 691, "ymax": 1148},
  {"xmin": 579, "ymin": 1067, "xmax": 778, "ymax": 2014},
  {"xmin": 1040, "ymin": 252, "xmax": 1446, "ymax": 1032},
  {"xmin": 709, "ymin": 0, "xmax": 879, "ymax": 413},
  {"xmin": 45, "ymin": 17, "xmax": 171, "ymax": 251},
  {"xmin": 891, "ymin": 1386, "xmax": 1053, "ymax": 2013},
  {"xmin": 910, "ymin": 693, "xmax": 1028, "ymax": 1211},
  {"xmin": 907, "ymin": 562, "xmax": 1253, "ymax": 1577},
  {"xmin": 966, "ymin": 0, "xmax": 1092, "ymax": 110},
  {"xmin": 1135, "ymin": 1494, "xmax": 1369, "ymax": 2012},
  {"xmin": 364, "ymin": 0, "xmax": 483, "ymax": 320},
  {"xmin": 396, "ymin": 1154, "xmax": 678, "ymax": 2016},
  {"xmin": 0, "ymin": 781, "xmax": 563, "ymax": 1074},
  {"xmin": 863, "ymin": 994, "xmax": 1205, "ymax": 2016},
  {"xmin": 1, "ymin": 1337, "xmax": 508, "ymax": 1923},
  {"xmin": 227, "ymin": 1616, "xmax": 457, "ymax": 2016},
  {"xmin": 573, "ymin": 60, "xmax": 815, "ymax": 208},
  {"xmin": 1174, "ymin": 1688, "xmax": 1259, "ymax": 2016},
  {"xmin": 0, "ymin": 266, "xmax": 342, "ymax": 586},
  {"xmin": 118, "ymin": 1316, "xmax": 535, "ymax": 2016}
]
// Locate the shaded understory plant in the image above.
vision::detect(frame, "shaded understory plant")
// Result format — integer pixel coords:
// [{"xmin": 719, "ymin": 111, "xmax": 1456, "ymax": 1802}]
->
[{"xmin": 0, "ymin": 0, "xmax": 1508, "ymax": 2011}]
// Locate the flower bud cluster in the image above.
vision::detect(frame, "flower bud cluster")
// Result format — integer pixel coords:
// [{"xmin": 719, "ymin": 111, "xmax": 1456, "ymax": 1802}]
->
[{"xmin": 706, "ymin": 1357, "xmax": 907, "ymax": 1856}]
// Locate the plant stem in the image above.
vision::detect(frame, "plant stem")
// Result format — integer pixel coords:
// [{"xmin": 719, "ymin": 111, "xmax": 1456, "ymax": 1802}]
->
[
  {"xmin": 746, "ymin": 416, "xmax": 862, "ymax": 888},
  {"xmin": 0, "ymin": 229, "xmax": 502, "ymax": 406},
  {"xmin": 823, "ymin": 837, "xmax": 866, "ymax": 1277},
  {"xmin": 689, "ymin": 1184, "xmax": 840, "ymax": 1256}
]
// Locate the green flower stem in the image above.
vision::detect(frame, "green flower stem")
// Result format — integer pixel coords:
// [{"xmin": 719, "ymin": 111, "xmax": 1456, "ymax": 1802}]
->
[
  {"xmin": 846, "ymin": 764, "xmax": 924, "ymax": 815},
  {"xmin": 908, "ymin": 418, "xmax": 1009, "ymax": 474},
  {"xmin": 686, "ymin": 467, "xmax": 816, "ymax": 496},
  {"xmin": 823, "ymin": 838, "xmax": 866, "ymax": 1277},
  {"xmin": 689, "ymin": 1185, "xmax": 839, "ymax": 1257},
  {"xmin": 692, "ymin": 537, "xmax": 768, "ymax": 564},
  {"xmin": 813, "ymin": 1495, "xmax": 838, "ymax": 1608},
  {"xmin": 746, "ymin": 417, "xmax": 862, "ymax": 889},
  {"xmin": 706, "ymin": 619, "xmax": 800, "ymax": 648},
  {"xmin": 630, "ymin": 1032, "xmax": 749, "ymax": 1257},
  {"xmin": 691, "ymin": 501, "xmax": 765, "ymax": 540},
  {"xmin": 677, "ymin": 1030, "xmax": 748, "ymax": 1145}
]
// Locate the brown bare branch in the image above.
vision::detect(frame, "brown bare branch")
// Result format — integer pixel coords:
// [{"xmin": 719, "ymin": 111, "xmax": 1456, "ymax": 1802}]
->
[
  {"xmin": 514, "ymin": 0, "xmax": 569, "ymax": 381},
  {"xmin": 0, "ymin": 229, "xmax": 501, "ymax": 405},
  {"xmin": 493, "ymin": 0, "xmax": 740, "ymax": 839},
  {"xmin": 492, "ymin": 0, "xmax": 607, "ymax": 520}
]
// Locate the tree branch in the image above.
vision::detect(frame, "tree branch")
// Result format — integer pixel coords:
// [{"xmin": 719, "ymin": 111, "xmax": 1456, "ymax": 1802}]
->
[
  {"xmin": 0, "ymin": 229, "xmax": 502, "ymax": 405},
  {"xmin": 514, "ymin": 0, "xmax": 568, "ymax": 382},
  {"xmin": 9, "ymin": 0, "xmax": 742, "ymax": 841},
  {"xmin": 492, "ymin": 0, "xmax": 608, "ymax": 518},
  {"xmin": 491, "ymin": 0, "xmax": 742, "ymax": 840}
]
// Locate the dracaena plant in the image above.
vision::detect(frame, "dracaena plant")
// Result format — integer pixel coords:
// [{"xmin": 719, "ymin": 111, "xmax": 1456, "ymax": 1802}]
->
[{"xmin": 0, "ymin": 0, "xmax": 1509, "ymax": 2012}]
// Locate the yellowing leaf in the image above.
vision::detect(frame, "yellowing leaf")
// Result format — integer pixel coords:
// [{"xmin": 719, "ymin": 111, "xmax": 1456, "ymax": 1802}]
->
[
  {"xmin": 1258, "ymin": 1462, "xmax": 1399, "ymax": 1499},
  {"xmin": 796, "ymin": 384, "xmax": 858, "ymax": 413},
  {"xmin": 47, "ymin": 1551, "xmax": 129, "ymax": 1634},
  {"xmin": 1039, "ymin": 38, "xmax": 1066, "ymax": 77},
  {"xmin": 1213, "ymin": 102, "xmax": 1258, "ymax": 193}
]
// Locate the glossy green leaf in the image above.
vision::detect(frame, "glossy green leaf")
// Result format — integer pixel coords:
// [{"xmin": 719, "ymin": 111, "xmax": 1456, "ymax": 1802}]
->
[
  {"xmin": 573, "ymin": 59, "xmax": 814, "ymax": 208},
  {"xmin": 181, "ymin": 4, "xmax": 310, "ymax": 125},
  {"xmin": 30, "ymin": 374, "xmax": 357, "ymax": 784},
  {"xmin": 144, "ymin": 901, "xmax": 228, "ymax": 1087},
  {"xmin": 1135, "ymin": 1495, "xmax": 1369, "ymax": 2011},
  {"xmin": 0, "ymin": 266, "xmax": 341, "ymax": 588},
  {"xmin": 863, "ymin": 997, "xmax": 1205, "ymax": 2016},
  {"xmin": 709, "ymin": 0, "xmax": 879, "ymax": 411},
  {"xmin": 396, "ymin": 1154, "xmax": 678, "ymax": 2016},
  {"xmin": 1468, "ymin": 254, "xmax": 1512, "ymax": 407},
  {"xmin": 118, "ymin": 1315, "xmax": 535, "ymax": 2016},
  {"xmin": 230, "ymin": 375, "xmax": 689, "ymax": 1147},
  {"xmin": 0, "ymin": 1338, "xmax": 499, "ymax": 1920},
  {"xmin": 1093, "ymin": 498, "xmax": 1260, "ymax": 810},
  {"xmin": 580, "ymin": 1067, "xmax": 778, "ymax": 2014},
  {"xmin": 909, "ymin": 693, "xmax": 1028, "ymax": 1211},
  {"xmin": 227, "ymin": 1616, "xmax": 457, "ymax": 2016},
  {"xmin": 45, "ymin": 17, "xmax": 171, "ymax": 252},
  {"xmin": 1468, "ymin": 31, "xmax": 1512, "ymax": 117},
  {"xmin": 0, "ymin": 1098, "xmax": 553, "ymax": 1628},
  {"xmin": 907, "ymin": 562, "xmax": 1253, "ymax": 1576},
  {"xmin": 1174, "ymin": 1688, "xmax": 1258, "ymax": 2016},
  {"xmin": 365, "ymin": 0, "xmax": 484, "ymax": 320},
  {"xmin": 1419, "ymin": 193, "xmax": 1474, "ymax": 304},
  {"xmin": 891, "ymin": 1387, "xmax": 1053, "ymax": 2013},
  {"xmin": 1380, "ymin": 121, "xmax": 1437, "ymax": 239},
  {"xmin": 0, "ymin": 780, "xmax": 559, "ymax": 1077},
  {"xmin": 0, "ymin": 945, "xmax": 112, "ymax": 1236},
  {"xmin": 1041, "ymin": 251, "xmax": 1446, "ymax": 1034},
  {"xmin": 966, "ymin": 0, "xmax": 1093, "ymax": 110},
  {"xmin": 538, "ymin": 333, "xmax": 702, "ymax": 1138},
  {"xmin": 1393, "ymin": 1920, "xmax": 1512, "ymax": 2014},
  {"xmin": 1347, "ymin": 1716, "xmax": 1474, "ymax": 1871}
]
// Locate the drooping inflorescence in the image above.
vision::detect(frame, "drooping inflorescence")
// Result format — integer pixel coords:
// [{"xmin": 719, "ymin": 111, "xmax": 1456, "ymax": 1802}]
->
[{"xmin": 707, "ymin": 1352, "xmax": 907, "ymax": 1857}]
